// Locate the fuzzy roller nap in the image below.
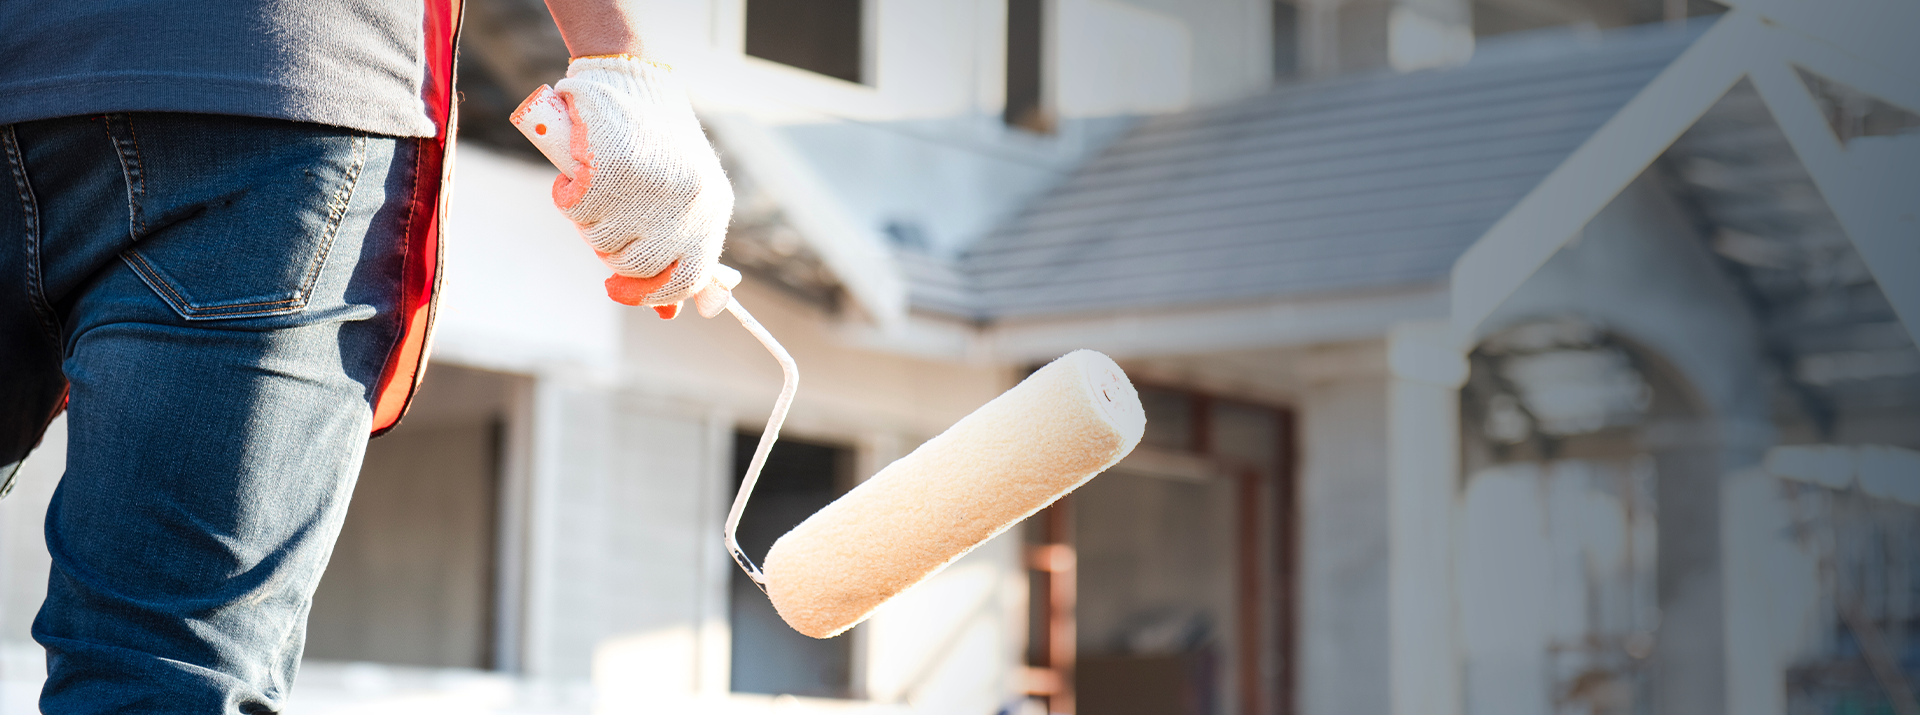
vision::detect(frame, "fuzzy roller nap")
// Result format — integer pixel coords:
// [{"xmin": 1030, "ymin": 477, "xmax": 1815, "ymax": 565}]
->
[{"xmin": 765, "ymin": 349, "xmax": 1145, "ymax": 638}]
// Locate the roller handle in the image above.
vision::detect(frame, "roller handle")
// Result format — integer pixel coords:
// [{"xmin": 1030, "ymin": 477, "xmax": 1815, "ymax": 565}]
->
[
  {"xmin": 721, "ymin": 299, "xmax": 796, "ymax": 589},
  {"xmin": 511, "ymin": 83, "xmax": 792, "ymax": 588}
]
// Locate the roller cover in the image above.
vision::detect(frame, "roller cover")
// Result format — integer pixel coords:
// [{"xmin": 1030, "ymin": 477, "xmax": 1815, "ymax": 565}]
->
[{"xmin": 763, "ymin": 349, "xmax": 1146, "ymax": 638}]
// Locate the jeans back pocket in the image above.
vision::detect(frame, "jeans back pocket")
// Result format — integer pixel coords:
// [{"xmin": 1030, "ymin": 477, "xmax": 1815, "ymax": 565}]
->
[{"xmin": 115, "ymin": 115, "xmax": 371, "ymax": 321}]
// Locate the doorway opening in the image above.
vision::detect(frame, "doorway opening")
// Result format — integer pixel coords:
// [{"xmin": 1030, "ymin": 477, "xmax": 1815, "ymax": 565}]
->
[
  {"xmin": 728, "ymin": 432, "xmax": 860, "ymax": 698},
  {"xmin": 1027, "ymin": 385, "xmax": 1297, "ymax": 715},
  {"xmin": 306, "ymin": 364, "xmax": 526, "ymax": 670}
]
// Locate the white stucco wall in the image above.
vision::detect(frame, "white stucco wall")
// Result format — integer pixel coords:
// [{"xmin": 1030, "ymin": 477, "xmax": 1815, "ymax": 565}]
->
[
  {"xmin": 1296, "ymin": 341, "xmax": 1393, "ymax": 715},
  {"xmin": 618, "ymin": 0, "xmax": 1270, "ymax": 259},
  {"xmin": 1478, "ymin": 173, "xmax": 1770, "ymax": 446},
  {"xmin": 432, "ymin": 148, "xmax": 625, "ymax": 376},
  {"xmin": 1463, "ymin": 171, "xmax": 1776, "ymax": 715}
]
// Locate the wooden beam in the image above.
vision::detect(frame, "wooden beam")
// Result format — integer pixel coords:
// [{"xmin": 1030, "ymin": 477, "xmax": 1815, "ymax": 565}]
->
[{"xmin": 1239, "ymin": 465, "xmax": 1265, "ymax": 715}]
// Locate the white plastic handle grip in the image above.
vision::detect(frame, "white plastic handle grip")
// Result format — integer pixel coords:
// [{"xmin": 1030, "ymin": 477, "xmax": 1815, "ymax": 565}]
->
[{"xmin": 510, "ymin": 85, "xmax": 579, "ymax": 180}]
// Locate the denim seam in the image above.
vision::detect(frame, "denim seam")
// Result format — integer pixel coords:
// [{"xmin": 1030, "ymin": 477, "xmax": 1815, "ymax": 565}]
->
[
  {"xmin": 124, "ymin": 116, "xmax": 149, "ymax": 236},
  {"xmin": 393, "ymin": 136, "xmax": 423, "ymax": 343},
  {"xmin": 3, "ymin": 125, "xmax": 64, "ymax": 346},
  {"xmin": 117, "ymin": 130, "xmax": 369, "ymax": 320},
  {"xmin": 105, "ymin": 114, "xmax": 147, "ymax": 239},
  {"xmin": 122, "ymin": 249, "xmax": 326, "ymax": 319},
  {"xmin": 302, "ymin": 133, "xmax": 369, "ymax": 307}
]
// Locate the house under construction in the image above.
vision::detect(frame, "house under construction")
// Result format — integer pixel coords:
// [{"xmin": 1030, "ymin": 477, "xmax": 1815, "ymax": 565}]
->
[{"xmin": 2, "ymin": 0, "xmax": 1916, "ymax": 713}]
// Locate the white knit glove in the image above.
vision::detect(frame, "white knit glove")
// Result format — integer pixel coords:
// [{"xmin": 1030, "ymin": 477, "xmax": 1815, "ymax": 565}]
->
[{"xmin": 543, "ymin": 56, "xmax": 734, "ymax": 317}]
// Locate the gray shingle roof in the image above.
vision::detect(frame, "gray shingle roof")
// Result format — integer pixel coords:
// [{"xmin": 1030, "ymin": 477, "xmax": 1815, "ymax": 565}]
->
[{"xmin": 915, "ymin": 22, "xmax": 1708, "ymax": 320}]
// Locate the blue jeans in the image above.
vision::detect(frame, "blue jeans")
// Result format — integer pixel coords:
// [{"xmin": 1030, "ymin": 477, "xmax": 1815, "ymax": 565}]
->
[{"xmin": 0, "ymin": 113, "xmax": 418, "ymax": 712}]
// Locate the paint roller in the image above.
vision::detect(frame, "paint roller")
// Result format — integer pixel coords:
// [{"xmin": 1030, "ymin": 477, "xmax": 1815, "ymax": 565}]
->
[
  {"xmin": 512, "ymin": 87, "xmax": 1146, "ymax": 639},
  {"xmin": 764, "ymin": 350, "xmax": 1145, "ymax": 637}
]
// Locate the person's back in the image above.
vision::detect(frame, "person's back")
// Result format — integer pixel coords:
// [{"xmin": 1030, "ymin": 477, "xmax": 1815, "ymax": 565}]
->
[{"xmin": 0, "ymin": 0, "xmax": 442, "ymax": 137}]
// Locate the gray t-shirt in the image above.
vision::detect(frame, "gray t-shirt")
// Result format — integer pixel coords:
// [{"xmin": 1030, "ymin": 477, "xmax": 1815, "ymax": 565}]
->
[{"xmin": 0, "ymin": 0, "xmax": 437, "ymax": 138}]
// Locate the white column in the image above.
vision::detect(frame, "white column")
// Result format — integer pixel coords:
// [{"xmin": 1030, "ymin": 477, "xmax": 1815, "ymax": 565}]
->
[
  {"xmin": 519, "ymin": 373, "xmax": 570, "ymax": 680},
  {"xmin": 1386, "ymin": 320, "xmax": 1465, "ymax": 715}
]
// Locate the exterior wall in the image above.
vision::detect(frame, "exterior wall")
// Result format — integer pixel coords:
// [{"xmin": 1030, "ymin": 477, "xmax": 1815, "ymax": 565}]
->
[
  {"xmin": 1479, "ymin": 174, "xmax": 1769, "ymax": 436},
  {"xmin": 529, "ymin": 384, "xmax": 716, "ymax": 689},
  {"xmin": 1721, "ymin": 468, "xmax": 1822, "ymax": 715},
  {"xmin": 1298, "ymin": 0, "xmax": 1473, "ymax": 78},
  {"xmin": 429, "ymin": 148, "xmax": 625, "ymax": 376},
  {"xmin": 862, "ymin": 534, "xmax": 1025, "ymax": 712},
  {"xmin": 1291, "ymin": 332, "xmax": 1462, "ymax": 715},
  {"xmin": 1097, "ymin": 0, "xmax": 1277, "ymax": 106},
  {"xmin": 1467, "ymin": 172, "xmax": 1772, "ymax": 715},
  {"xmin": 1726, "ymin": 453, "xmax": 1920, "ymax": 715},
  {"xmin": 624, "ymin": 0, "xmax": 1278, "ymax": 258}
]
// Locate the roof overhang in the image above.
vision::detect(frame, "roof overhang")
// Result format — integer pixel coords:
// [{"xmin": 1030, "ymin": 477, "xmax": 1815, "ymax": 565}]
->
[{"xmin": 703, "ymin": 113, "xmax": 910, "ymax": 329}]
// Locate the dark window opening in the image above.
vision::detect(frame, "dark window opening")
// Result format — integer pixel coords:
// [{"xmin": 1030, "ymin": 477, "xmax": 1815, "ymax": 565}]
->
[
  {"xmin": 1137, "ymin": 386, "xmax": 1200, "ymax": 453},
  {"xmin": 1026, "ymin": 382, "xmax": 1300, "ymax": 714},
  {"xmin": 1272, "ymin": 1, "xmax": 1300, "ymax": 83},
  {"xmin": 746, "ymin": 0, "xmax": 865, "ymax": 84},
  {"xmin": 1005, "ymin": 0, "xmax": 1051, "ymax": 133},
  {"xmin": 729, "ymin": 432, "xmax": 858, "ymax": 698}
]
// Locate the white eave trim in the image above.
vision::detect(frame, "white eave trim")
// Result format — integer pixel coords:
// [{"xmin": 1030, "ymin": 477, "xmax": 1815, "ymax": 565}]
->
[{"xmin": 838, "ymin": 286, "xmax": 1449, "ymax": 364}]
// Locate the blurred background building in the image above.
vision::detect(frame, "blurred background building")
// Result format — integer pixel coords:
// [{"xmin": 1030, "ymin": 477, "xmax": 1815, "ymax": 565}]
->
[{"xmin": 2, "ymin": 0, "xmax": 1915, "ymax": 714}]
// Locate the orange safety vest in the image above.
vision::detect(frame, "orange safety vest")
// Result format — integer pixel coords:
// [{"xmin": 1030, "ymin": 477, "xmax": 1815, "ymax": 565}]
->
[{"xmin": 370, "ymin": 0, "xmax": 463, "ymax": 436}]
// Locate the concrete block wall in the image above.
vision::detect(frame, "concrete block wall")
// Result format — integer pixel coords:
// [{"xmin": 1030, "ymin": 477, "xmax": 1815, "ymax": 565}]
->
[{"xmin": 527, "ymin": 385, "xmax": 719, "ymax": 692}]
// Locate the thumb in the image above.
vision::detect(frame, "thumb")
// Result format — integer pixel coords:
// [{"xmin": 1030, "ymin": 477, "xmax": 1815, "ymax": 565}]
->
[
  {"xmin": 551, "ymin": 91, "xmax": 596, "ymax": 210},
  {"xmin": 603, "ymin": 259, "xmax": 680, "ymax": 306}
]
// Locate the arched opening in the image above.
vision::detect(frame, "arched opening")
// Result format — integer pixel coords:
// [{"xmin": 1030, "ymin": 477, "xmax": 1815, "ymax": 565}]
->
[{"xmin": 1456, "ymin": 316, "xmax": 1713, "ymax": 715}]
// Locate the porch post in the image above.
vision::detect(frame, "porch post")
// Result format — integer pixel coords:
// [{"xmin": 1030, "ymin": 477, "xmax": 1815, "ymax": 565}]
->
[{"xmin": 1386, "ymin": 320, "xmax": 1466, "ymax": 715}]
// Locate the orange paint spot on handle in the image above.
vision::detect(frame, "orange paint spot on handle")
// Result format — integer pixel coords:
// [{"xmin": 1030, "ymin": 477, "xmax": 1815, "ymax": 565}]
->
[{"xmin": 535, "ymin": 123, "xmax": 547, "ymax": 135}]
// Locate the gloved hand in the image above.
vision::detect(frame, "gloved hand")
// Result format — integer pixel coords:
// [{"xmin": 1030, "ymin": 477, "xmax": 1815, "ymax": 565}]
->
[{"xmin": 543, "ymin": 55, "xmax": 734, "ymax": 318}]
